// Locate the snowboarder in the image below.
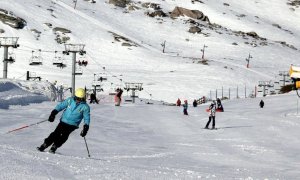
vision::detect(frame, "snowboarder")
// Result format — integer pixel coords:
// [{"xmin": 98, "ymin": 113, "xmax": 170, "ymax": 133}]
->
[
  {"xmin": 183, "ymin": 100, "xmax": 188, "ymax": 115},
  {"xmin": 259, "ymin": 99, "xmax": 264, "ymax": 108},
  {"xmin": 205, "ymin": 102, "xmax": 216, "ymax": 129},
  {"xmin": 193, "ymin": 99, "xmax": 198, "ymax": 107},
  {"xmin": 216, "ymin": 98, "xmax": 224, "ymax": 112},
  {"xmin": 115, "ymin": 88, "xmax": 123, "ymax": 106},
  {"xmin": 176, "ymin": 98, "xmax": 181, "ymax": 106},
  {"xmin": 37, "ymin": 88, "xmax": 91, "ymax": 154}
]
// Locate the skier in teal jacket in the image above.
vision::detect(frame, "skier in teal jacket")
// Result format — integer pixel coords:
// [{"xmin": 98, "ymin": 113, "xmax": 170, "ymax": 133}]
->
[{"xmin": 37, "ymin": 88, "xmax": 90, "ymax": 153}]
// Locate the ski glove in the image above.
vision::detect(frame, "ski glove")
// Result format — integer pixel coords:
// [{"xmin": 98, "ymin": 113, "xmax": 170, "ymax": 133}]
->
[
  {"xmin": 48, "ymin": 109, "xmax": 58, "ymax": 122},
  {"xmin": 80, "ymin": 124, "xmax": 89, "ymax": 137}
]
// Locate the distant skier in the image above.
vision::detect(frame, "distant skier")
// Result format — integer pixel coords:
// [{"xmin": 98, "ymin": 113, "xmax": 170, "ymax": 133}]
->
[
  {"xmin": 216, "ymin": 98, "xmax": 224, "ymax": 112},
  {"xmin": 205, "ymin": 101, "xmax": 216, "ymax": 129},
  {"xmin": 176, "ymin": 98, "xmax": 181, "ymax": 106},
  {"xmin": 259, "ymin": 99, "xmax": 264, "ymax": 108},
  {"xmin": 37, "ymin": 88, "xmax": 90, "ymax": 154},
  {"xmin": 183, "ymin": 100, "xmax": 188, "ymax": 115},
  {"xmin": 90, "ymin": 92, "xmax": 98, "ymax": 104},
  {"xmin": 115, "ymin": 88, "xmax": 123, "ymax": 106},
  {"xmin": 193, "ymin": 99, "xmax": 197, "ymax": 107}
]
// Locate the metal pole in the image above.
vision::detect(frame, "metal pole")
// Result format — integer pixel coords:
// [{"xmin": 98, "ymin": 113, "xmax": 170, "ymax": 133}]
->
[
  {"xmin": 215, "ymin": 89, "xmax": 217, "ymax": 100},
  {"xmin": 132, "ymin": 90, "xmax": 135, "ymax": 103},
  {"xmin": 237, "ymin": 86, "xmax": 239, "ymax": 98},
  {"xmin": 3, "ymin": 46, "xmax": 8, "ymax": 78},
  {"xmin": 222, "ymin": 86, "xmax": 224, "ymax": 99},
  {"xmin": 297, "ymin": 98, "xmax": 299, "ymax": 115},
  {"xmin": 71, "ymin": 52, "xmax": 76, "ymax": 96},
  {"xmin": 245, "ymin": 84, "xmax": 247, "ymax": 98},
  {"xmin": 83, "ymin": 137, "xmax": 91, "ymax": 157}
]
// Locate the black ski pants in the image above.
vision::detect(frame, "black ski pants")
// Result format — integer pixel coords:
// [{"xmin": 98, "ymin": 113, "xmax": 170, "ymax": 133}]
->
[
  {"xmin": 44, "ymin": 121, "xmax": 77, "ymax": 148},
  {"xmin": 205, "ymin": 116, "xmax": 215, "ymax": 128}
]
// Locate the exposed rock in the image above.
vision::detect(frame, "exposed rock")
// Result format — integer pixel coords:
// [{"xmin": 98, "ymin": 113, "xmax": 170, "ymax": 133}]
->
[
  {"xmin": 142, "ymin": 2, "xmax": 161, "ymax": 10},
  {"xmin": 146, "ymin": 10, "xmax": 167, "ymax": 17},
  {"xmin": 246, "ymin": 31, "xmax": 259, "ymax": 39},
  {"xmin": 52, "ymin": 27, "xmax": 71, "ymax": 34},
  {"xmin": 287, "ymin": 0, "xmax": 300, "ymax": 6},
  {"xmin": 109, "ymin": 31, "xmax": 139, "ymax": 47},
  {"xmin": 109, "ymin": 0, "xmax": 131, "ymax": 8},
  {"xmin": 128, "ymin": 5, "xmax": 140, "ymax": 11},
  {"xmin": 0, "ymin": 29, "xmax": 4, "ymax": 33},
  {"xmin": 170, "ymin": 6, "xmax": 210, "ymax": 23},
  {"xmin": 188, "ymin": 26, "xmax": 201, "ymax": 33},
  {"xmin": 0, "ymin": 9, "xmax": 26, "ymax": 29},
  {"xmin": 44, "ymin": 23, "xmax": 53, "ymax": 28}
]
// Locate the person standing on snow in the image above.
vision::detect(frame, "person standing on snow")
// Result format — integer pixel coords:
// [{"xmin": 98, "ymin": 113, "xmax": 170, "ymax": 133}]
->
[
  {"xmin": 176, "ymin": 98, "xmax": 181, "ymax": 106},
  {"xmin": 205, "ymin": 101, "xmax": 216, "ymax": 129},
  {"xmin": 193, "ymin": 99, "xmax": 198, "ymax": 107},
  {"xmin": 259, "ymin": 99, "xmax": 264, "ymax": 108},
  {"xmin": 183, "ymin": 100, "xmax": 188, "ymax": 115},
  {"xmin": 216, "ymin": 98, "xmax": 224, "ymax": 112},
  {"xmin": 115, "ymin": 88, "xmax": 123, "ymax": 106},
  {"xmin": 37, "ymin": 88, "xmax": 91, "ymax": 154}
]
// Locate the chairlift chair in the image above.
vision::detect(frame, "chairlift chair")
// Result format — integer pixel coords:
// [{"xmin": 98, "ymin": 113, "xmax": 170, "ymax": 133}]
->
[
  {"xmin": 4, "ymin": 52, "xmax": 16, "ymax": 63},
  {"xmin": 53, "ymin": 52, "xmax": 67, "ymax": 68},
  {"xmin": 75, "ymin": 63, "xmax": 83, "ymax": 75},
  {"xmin": 29, "ymin": 50, "xmax": 43, "ymax": 65}
]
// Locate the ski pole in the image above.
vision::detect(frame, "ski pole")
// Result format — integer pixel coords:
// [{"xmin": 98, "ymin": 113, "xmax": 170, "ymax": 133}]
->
[
  {"xmin": 6, "ymin": 119, "xmax": 48, "ymax": 134},
  {"xmin": 83, "ymin": 136, "xmax": 91, "ymax": 157}
]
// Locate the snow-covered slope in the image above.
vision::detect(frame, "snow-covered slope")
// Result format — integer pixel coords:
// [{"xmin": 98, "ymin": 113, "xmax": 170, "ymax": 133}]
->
[
  {"xmin": 0, "ymin": 79, "xmax": 300, "ymax": 179},
  {"xmin": 0, "ymin": 0, "xmax": 299, "ymax": 102},
  {"xmin": 0, "ymin": 79, "xmax": 54, "ymax": 109}
]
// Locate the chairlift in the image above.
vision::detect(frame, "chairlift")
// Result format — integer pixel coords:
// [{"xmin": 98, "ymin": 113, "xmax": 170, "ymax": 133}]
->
[
  {"xmin": 75, "ymin": 63, "xmax": 83, "ymax": 75},
  {"xmin": 4, "ymin": 51, "xmax": 16, "ymax": 63},
  {"xmin": 52, "ymin": 51, "xmax": 66, "ymax": 68},
  {"xmin": 77, "ymin": 54, "xmax": 88, "ymax": 67},
  {"xmin": 29, "ymin": 50, "xmax": 43, "ymax": 65}
]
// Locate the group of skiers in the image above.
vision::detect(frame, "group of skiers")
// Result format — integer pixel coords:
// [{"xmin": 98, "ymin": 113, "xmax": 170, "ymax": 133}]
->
[
  {"xmin": 177, "ymin": 98, "xmax": 224, "ymax": 129},
  {"xmin": 177, "ymin": 97, "xmax": 265, "ymax": 130},
  {"xmin": 37, "ymin": 87, "xmax": 265, "ymax": 153}
]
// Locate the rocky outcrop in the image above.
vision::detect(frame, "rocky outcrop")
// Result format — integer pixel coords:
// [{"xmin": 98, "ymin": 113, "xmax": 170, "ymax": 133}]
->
[
  {"xmin": 0, "ymin": 9, "xmax": 26, "ymax": 29},
  {"xmin": 109, "ymin": 0, "xmax": 131, "ymax": 8},
  {"xmin": 189, "ymin": 26, "xmax": 201, "ymax": 33},
  {"xmin": 170, "ymin": 6, "xmax": 210, "ymax": 23},
  {"xmin": 146, "ymin": 10, "xmax": 167, "ymax": 17}
]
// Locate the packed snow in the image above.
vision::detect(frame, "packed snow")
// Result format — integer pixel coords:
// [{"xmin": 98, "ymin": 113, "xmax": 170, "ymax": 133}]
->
[
  {"xmin": 1, "ymin": 79, "xmax": 300, "ymax": 179},
  {"xmin": 1, "ymin": 0, "xmax": 300, "ymax": 179}
]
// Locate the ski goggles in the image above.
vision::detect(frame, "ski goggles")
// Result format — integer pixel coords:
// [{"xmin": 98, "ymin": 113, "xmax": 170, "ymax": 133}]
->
[{"xmin": 75, "ymin": 96, "xmax": 85, "ymax": 102}]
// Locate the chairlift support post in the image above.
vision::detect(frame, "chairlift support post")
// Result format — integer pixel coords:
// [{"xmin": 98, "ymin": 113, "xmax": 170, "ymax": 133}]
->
[
  {"xmin": 124, "ymin": 82, "xmax": 143, "ymax": 103},
  {"xmin": 0, "ymin": 37, "xmax": 19, "ymax": 79},
  {"xmin": 63, "ymin": 44, "xmax": 86, "ymax": 96}
]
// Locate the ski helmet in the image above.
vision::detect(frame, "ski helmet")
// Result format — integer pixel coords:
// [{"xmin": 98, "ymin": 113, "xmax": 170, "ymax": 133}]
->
[{"xmin": 75, "ymin": 88, "xmax": 85, "ymax": 98}]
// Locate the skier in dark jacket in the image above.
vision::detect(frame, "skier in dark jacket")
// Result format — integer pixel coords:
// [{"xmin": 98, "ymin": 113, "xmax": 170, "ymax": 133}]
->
[
  {"xmin": 193, "ymin": 99, "xmax": 197, "ymax": 107},
  {"xmin": 90, "ymin": 92, "xmax": 98, "ymax": 104},
  {"xmin": 37, "ymin": 88, "xmax": 91, "ymax": 153},
  {"xmin": 216, "ymin": 98, "xmax": 224, "ymax": 112},
  {"xmin": 259, "ymin": 100, "xmax": 264, "ymax": 108}
]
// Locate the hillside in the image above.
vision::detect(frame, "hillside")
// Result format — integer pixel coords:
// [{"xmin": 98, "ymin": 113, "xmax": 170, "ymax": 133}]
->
[{"xmin": 0, "ymin": 0, "xmax": 300, "ymax": 102}]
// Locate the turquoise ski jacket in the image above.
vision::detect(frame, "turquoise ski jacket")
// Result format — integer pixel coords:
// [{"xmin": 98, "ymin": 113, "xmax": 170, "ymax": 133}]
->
[{"xmin": 55, "ymin": 97, "xmax": 90, "ymax": 127}]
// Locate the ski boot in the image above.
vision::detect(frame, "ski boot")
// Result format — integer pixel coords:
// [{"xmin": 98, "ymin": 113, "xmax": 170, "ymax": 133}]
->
[
  {"xmin": 49, "ymin": 144, "xmax": 57, "ymax": 154},
  {"xmin": 37, "ymin": 143, "xmax": 48, "ymax": 152}
]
